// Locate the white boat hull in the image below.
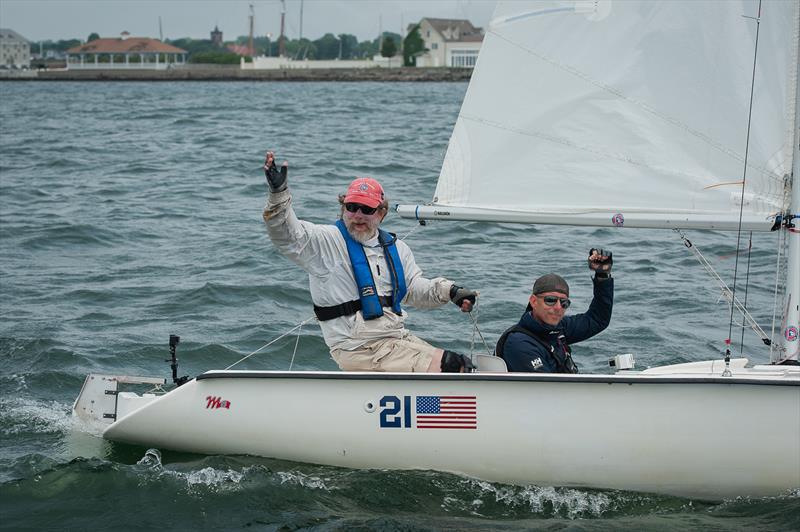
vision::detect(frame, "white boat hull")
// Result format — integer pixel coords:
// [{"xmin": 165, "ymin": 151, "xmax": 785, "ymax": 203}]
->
[{"xmin": 75, "ymin": 365, "xmax": 800, "ymax": 500}]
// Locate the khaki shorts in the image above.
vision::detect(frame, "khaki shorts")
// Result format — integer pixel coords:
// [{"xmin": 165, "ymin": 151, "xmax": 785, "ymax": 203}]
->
[{"xmin": 330, "ymin": 334, "xmax": 440, "ymax": 372}]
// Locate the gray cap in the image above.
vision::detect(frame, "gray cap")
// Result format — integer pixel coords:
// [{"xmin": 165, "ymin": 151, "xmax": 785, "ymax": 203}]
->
[{"xmin": 532, "ymin": 273, "xmax": 569, "ymax": 296}]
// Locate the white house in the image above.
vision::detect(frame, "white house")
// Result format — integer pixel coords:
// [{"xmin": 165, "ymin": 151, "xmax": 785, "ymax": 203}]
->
[
  {"xmin": 0, "ymin": 28, "xmax": 30, "ymax": 68},
  {"xmin": 413, "ymin": 18, "xmax": 483, "ymax": 68}
]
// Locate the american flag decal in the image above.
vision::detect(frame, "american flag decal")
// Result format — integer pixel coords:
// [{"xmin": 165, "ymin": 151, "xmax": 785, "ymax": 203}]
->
[{"xmin": 416, "ymin": 395, "xmax": 477, "ymax": 429}]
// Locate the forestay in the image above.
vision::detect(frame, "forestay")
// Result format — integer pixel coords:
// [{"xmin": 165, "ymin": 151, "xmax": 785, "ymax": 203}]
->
[{"xmin": 397, "ymin": 0, "xmax": 798, "ymax": 230}]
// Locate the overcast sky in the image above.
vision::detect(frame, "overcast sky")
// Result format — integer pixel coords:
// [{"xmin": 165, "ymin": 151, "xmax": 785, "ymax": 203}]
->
[{"xmin": 0, "ymin": 0, "xmax": 497, "ymax": 43}]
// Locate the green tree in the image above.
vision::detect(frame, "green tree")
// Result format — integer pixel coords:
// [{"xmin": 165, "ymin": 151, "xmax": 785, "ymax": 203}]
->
[
  {"xmin": 166, "ymin": 38, "xmax": 217, "ymax": 55},
  {"xmin": 189, "ymin": 51, "xmax": 247, "ymax": 64},
  {"xmin": 313, "ymin": 33, "xmax": 339, "ymax": 59},
  {"xmin": 338, "ymin": 33, "xmax": 358, "ymax": 59},
  {"xmin": 87, "ymin": 32, "xmax": 100, "ymax": 42},
  {"xmin": 380, "ymin": 37, "xmax": 397, "ymax": 58},
  {"xmin": 403, "ymin": 24, "xmax": 426, "ymax": 66},
  {"xmin": 54, "ymin": 39, "xmax": 81, "ymax": 52},
  {"xmin": 286, "ymin": 38, "xmax": 315, "ymax": 59}
]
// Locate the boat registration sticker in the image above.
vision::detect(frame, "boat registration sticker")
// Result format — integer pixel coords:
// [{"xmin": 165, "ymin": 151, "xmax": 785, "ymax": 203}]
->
[
  {"xmin": 786, "ymin": 326, "xmax": 798, "ymax": 342},
  {"xmin": 377, "ymin": 395, "xmax": 477, "ymax": 429}
]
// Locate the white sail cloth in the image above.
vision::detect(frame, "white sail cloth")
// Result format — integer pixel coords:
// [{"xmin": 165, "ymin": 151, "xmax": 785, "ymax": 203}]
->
[{"xmin": 429, "ymin": 0, "xmax": 797, "ymax": 229}]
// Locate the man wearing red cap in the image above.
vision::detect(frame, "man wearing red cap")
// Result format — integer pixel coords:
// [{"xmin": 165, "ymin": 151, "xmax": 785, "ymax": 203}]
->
[{"xmin": 262, "ymin": 151, "xmax": 477, "ymax": 373}]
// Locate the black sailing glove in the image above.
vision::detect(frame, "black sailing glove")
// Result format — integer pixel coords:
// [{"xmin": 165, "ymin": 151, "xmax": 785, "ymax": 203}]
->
[
  {"xmin": 588, "ymin": 248, "xmax": 613, "ymax": 279},
  {"xmin": 450, "ymin": 284, "xmax": 478, "ymax": 310},
  {"xmin": 263, "ymin": 151, "xmax": 288, "ymax": 193}
]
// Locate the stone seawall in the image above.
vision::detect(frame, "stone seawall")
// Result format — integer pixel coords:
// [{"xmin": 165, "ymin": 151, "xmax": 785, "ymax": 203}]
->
[{"xmin": 22, "ymin": 66, "xmax": 473, "ymax": 82}]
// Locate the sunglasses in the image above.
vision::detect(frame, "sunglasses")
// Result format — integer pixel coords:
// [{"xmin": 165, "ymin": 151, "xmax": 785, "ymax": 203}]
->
[
  {"xmin": 344, "ymin": 203, "xmax": 379, "ymax": 215},
  {"xmin": 542, "ymin": 295, "xmax": 571, "ymax": 309}
]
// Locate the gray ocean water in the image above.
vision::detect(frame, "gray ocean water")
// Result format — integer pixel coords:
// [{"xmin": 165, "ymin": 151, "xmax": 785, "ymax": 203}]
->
[{"xmin": 0, "ymin": 81, "xmax": 797, "ymax": 530}]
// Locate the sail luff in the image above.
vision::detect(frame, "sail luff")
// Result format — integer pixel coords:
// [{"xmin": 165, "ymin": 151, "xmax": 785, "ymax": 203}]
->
[{"xmin": 776, "ymin": 4, "xmax": 800, "ymax": 362}]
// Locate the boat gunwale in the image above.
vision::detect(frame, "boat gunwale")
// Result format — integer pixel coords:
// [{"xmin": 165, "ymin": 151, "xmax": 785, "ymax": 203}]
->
[{"xmin": 195, "ymin": 370, "xmax": 800, "ymax": 386}]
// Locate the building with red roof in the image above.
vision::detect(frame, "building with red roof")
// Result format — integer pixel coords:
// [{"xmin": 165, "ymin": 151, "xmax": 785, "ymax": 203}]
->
[{"xmin": 65, "ymin": 32, "xmax": 187, "ymax": 70}]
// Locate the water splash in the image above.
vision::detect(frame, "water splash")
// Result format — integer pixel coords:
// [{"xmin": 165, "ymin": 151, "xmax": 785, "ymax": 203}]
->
[
  {"xmin": 277, "ymin": 470, "xmax": 335, "ymax": 491},
  {"xmin": 0, "ymin": 396, "xmax": 73, "ymax": 436}
]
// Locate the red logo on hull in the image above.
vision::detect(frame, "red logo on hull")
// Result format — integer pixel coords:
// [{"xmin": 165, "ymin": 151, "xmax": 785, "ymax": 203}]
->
[{"xmin": 205, "ymin": 395, "xmax": 231, "ymax": 409}]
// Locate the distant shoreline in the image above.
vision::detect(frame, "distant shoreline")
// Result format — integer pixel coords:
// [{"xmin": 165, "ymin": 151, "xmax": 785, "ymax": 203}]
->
[{"xmin": 2, "ymin": 66, "xmax": 474, "ymax": 82}]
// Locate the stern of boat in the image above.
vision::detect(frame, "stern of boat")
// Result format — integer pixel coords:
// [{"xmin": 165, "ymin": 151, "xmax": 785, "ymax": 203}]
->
[{"xmin": 72, "ymin": 374, "xmax": 167, "ymax": 434}]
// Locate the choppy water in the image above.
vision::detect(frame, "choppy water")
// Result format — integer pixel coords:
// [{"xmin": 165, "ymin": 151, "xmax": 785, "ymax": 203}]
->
[{"xmin": 1, "ymin": 81, "xmax": 797, "ymax": 530}]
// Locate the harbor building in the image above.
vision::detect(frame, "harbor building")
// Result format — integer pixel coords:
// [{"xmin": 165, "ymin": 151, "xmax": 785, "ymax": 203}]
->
[
  {"xmin": 65, "ymin": 32, "xmax": 187, "ymax": 70},
  {"xmin": 413, "ymin": 18, "xmax": 484, "ymax": 68},
  {"xmin": 0, "ymin": 28, "xmax": 31, "ymax": 68}
]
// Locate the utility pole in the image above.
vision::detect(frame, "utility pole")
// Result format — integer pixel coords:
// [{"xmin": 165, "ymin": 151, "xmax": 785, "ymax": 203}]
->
[
  {"xmin": 159, "ymin": 16, "xmax": 163, "ymax": 41},
  {"xmin": 279, "ymin": 0, "xmax": 286, "ymax": 57},
  {"xmin": 248, "ymin": 4, "xmax": 255, "ymax": 57}
]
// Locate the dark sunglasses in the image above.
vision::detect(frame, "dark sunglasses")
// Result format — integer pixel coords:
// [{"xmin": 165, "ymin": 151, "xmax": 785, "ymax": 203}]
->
[
  {"xmin": 344, "ymin": 203, "xmax": 379, "ymax": 215},
  {"xmin": 542, "ymin": 296, "xmax": 571, "ymax": 309}
]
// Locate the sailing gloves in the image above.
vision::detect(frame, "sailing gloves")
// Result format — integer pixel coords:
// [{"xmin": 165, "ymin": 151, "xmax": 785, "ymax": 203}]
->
[
  {"xmin": 264, "ymin": 151, "xmax": 288, "ymax": 193},
  {"xmin": 588, "ymin": 248, "xmax": 613, "ymax": 279},
  {"xmin": 441, "ymin": 350, "xmax": 476, "ymax": 373},
  {"xmin": 450, "ymin": 284, "xmax": 478, "ymax": 311}
]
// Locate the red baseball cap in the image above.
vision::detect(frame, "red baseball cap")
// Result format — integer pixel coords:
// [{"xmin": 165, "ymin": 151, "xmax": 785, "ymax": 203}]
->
[{"xmin": 344, "ymin": 177, "xmax": 384, "ymax": 208}]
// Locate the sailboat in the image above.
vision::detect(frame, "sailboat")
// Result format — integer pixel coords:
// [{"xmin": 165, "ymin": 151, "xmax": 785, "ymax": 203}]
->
[{"xmin": 73, "ymin": 0, "xmax": 799, "ymax": 500}]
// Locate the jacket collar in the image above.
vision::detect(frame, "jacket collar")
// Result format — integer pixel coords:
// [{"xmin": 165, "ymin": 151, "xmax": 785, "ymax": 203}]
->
[{"xmin": 519, "ymin": 309, "xmax": 561, "ymax": 336}]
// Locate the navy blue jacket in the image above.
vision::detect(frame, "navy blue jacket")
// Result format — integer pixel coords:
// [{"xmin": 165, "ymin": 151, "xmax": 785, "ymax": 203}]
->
[{"xmin": 497, "ymin": 277, "xmax": 613, "ymax": 373}]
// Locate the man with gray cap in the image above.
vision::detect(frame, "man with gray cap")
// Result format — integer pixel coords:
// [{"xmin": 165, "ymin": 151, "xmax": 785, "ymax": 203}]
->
[{"xmin": 495, "ymin": 249, "xmax": 613, "ymax": 373}]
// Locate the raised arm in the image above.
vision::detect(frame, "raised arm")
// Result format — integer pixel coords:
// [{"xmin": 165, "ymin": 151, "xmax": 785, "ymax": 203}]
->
[
  {"xmin": 562, "ymin": 248, "xmax": 614, "ymax": 343},
  {"xmin": 262, "ymin": 150, "xmax": 340, "ymax": 277}
]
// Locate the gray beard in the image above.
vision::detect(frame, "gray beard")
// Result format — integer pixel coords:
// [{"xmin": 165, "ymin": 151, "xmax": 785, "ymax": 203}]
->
[
  {"xmin": 348, "ymin": 227, "xmax": 377, "ymax": 244},
  {"xmin": 344, "ymin": 218, "xmax": 378, "ymax": 244}
]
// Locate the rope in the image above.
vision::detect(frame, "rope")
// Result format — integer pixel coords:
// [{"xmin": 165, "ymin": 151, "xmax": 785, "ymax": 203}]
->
[
  {"xmin": 398, "ymin": 223, "xmax": 422, "ymax": 242},
  {"xmin": 225, "ymin": 316, "xmax": 316, "ymax": 370},
  {"xmin": 469, "ymin": 298, "xmax": 478, "ymax": 355},
  {"xmin": 726, "ymin": 0, "xmax": 763, "ymax": 374},
  {"xmin": 288, "ymin": 318, "xmax": 305, "ymax": 370},
  {"xmin": 466, "ymin": 295, "xmax": 494, "ymax": 356},
  {"xmin": 739, "ymin": 233, "xmax": 754, "ymax": 355}
]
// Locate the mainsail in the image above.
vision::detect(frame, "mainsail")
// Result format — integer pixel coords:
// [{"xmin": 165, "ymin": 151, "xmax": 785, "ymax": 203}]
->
[{"xmin": 397, "ymin": 0, "xmax": 798, "ymax": 230}]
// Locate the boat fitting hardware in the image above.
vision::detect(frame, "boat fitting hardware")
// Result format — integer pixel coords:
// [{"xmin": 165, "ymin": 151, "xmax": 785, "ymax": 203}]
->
[{"xmin": 166, "ymin": 335, "xmax": 190, "ymax": 387}]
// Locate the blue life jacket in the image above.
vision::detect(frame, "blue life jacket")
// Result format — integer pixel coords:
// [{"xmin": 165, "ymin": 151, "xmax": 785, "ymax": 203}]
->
[{"xmin": 313, "ymin": 220, "xmax": 406, "ymax": 321}]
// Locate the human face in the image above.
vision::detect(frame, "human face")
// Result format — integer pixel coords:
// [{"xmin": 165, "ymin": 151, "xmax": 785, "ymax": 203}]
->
[
  {"xmin": 343, "ymin": 202, "xmax": 383, "ymax": 243},
  {"xmin": 529, "ymin": 291, "xmax": 569, "ymax": 327}
]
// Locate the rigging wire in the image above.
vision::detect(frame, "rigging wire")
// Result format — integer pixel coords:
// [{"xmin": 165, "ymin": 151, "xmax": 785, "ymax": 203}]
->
[
  {"xmin": 726, "ymin": 0, "xmax": 763, "ymax": 374},
  {"xmin": 226, "ymin": 316, "xmax": 316, "ymax": 370},
  {"xmin": 289, "ymin": 318, "xmax": 304, "ymax": 370},
  {"xmin": 675, "ymin": 230, "xmax": 772, "ymax": 346},
  {"xmin": 739, "ymin": 232, "xmax": 754, "ymax": 355},
  {"xmin": 769, "ymin": 221, "xmax": 787, "ymax": 362}
]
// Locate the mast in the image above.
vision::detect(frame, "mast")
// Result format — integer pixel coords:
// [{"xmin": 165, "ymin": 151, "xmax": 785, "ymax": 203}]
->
[
  {"xmin": 299, "ymin": 0, "xmax": 304, "ymax": 41},
  {"xmin": 248, "ymin": 4, "xmax": 255, "ymax": 58},
  {"xmin": 279, "ymin": 0, "xmax": 286, "ymax": 57},
  {"xmin": 777, "ymin": 40, "xmax": 800, "ymax": 363}
]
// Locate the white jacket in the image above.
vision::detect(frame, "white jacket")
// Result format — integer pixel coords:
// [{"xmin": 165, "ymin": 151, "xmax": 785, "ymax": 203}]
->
[{"xmin": 263, "ymin": 189, "xmax": 454, "ymax": 351}]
